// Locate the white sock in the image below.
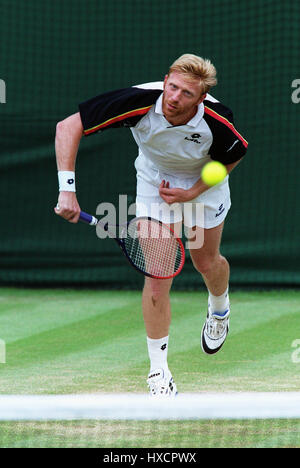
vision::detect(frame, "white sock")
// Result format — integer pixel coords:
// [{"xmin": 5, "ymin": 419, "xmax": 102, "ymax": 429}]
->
[
  {"xmin": 208, "ymin": 286, "xmax": 230, "ymax": 314},
  {"xmin": 147, "ymin": 336, "xmax": 169, "ymax": 373}
]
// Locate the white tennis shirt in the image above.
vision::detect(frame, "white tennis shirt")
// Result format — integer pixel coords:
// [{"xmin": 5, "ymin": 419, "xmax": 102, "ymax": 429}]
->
[
  {"xmin": 79, "ymin": 81, "xmax": 247, "ymax": 187},
  {"xmin": 131, "ymin": 82, "xmax": 222, "ymax": 187}
]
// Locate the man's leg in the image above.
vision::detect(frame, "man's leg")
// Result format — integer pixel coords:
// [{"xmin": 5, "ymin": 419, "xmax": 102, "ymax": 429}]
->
[
  {"xmin": 189, "ymin": 221, "xmax": 230, "ymax": 354},
  {"xmin": 142, "ymin": 276, "xmax": 173, "ymax": 340},
  {"xmin": 142, "ymin": 220, "xmax": 182, "ymax": 354},
  {"xmin": 143, "ymin": 276, "xmax": 173, "ymax": 374},
  {"xmin": 189, "ymin": 221, "xmax": 229, "ymax": 297},
  {"xmin": 143, "ymin": 276, "xmax": 178, "ymax": 396},
  {"xmin": 142, "ymin": 221, "xmax": 182, "ymax": 396}
]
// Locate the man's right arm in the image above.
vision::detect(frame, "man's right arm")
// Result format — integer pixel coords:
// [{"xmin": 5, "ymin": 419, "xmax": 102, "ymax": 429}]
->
[
  {"xmin": 54, "ymin": 86, "xmax": 162, "ymax": 221},
  {"xmin": 54, "ymin": 112, "xmax": 83, "ymax": 223}
]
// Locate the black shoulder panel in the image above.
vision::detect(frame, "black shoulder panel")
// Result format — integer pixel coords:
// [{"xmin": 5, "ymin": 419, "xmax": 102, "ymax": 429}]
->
[
  {"xmin": 203, "ymin": 100, "xmax": 248, "ymax": 164},
  {"xmin": 79, "ymin": 87, "xmax": 163, "ymax": 136}
]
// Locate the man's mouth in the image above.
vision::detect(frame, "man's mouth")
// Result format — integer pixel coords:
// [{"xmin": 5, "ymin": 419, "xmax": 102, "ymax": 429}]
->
[{"xmin": 166, "ymin": 102, "xmax": 177, "ymax": 110}]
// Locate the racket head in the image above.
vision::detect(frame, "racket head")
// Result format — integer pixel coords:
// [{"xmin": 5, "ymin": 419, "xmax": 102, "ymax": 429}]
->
[{"xmin": 119, "ymin": 216, "xmax": 185, "ymax": 279}]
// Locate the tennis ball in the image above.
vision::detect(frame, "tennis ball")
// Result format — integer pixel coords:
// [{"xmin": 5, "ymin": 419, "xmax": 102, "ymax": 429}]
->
[{"xmin": 201, "ymin": 161, "xmax": 227, "ymax": 187}]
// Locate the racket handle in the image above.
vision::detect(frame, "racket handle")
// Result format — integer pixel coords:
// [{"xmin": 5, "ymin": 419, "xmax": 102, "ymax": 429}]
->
[{"xmin": 79, "ymin": 211, "xmax": 98, "ymax": 225}]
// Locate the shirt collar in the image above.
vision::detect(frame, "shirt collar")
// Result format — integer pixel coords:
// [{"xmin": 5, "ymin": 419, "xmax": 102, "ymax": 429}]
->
[{"xmin": 155, "ymin": 93, "xmax": 204, "ymax": 127}]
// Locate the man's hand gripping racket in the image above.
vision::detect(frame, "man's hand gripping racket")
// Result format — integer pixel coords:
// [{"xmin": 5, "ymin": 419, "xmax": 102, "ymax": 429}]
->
[{"xmin": 57, "ymin": 207, "xmax": 185, "ymax": 279}]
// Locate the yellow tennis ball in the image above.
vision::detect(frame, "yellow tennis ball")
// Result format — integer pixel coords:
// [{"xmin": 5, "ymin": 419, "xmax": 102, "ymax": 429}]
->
[{"xmin": 201, "ymin": 161, "xmax": 227, "ymax": 186}]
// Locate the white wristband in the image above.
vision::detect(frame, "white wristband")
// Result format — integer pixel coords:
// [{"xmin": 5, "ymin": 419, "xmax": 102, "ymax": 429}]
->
[{"xmin": 58, "ymin": 171, "xmax": 76, "ymax": 192}]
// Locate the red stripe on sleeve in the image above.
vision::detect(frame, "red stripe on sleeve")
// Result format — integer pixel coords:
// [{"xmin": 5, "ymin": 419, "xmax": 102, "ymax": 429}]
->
[{"xmin": 204, "ymin": 106, "xmax": 248, "ymax": 148}]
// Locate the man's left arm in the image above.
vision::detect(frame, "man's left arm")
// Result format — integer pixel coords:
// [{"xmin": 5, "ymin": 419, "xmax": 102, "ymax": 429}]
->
[{"xmin": 159, "ymin": 157, "xmax": 243, "ymax": 204}]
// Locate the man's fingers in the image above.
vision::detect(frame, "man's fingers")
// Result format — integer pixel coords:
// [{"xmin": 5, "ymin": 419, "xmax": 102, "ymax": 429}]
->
[
  {"xmin": 159, "ymin": 182, "xmax": 172, "ymax": 195},
  {"xmin": 159, "ymin": 180, "xmax": 177, "ymax": 204},
  {"xmin": 54, "ymin": 204, "xmax": 80, "ymax": 223},
  {"xmin": 160, "ymin": 193, "xmax": 175, "ymax": 204},
  {"xmin": 55, "ymin": 192, "xmax": 80, "ymax": 222},
  {"xmin": 159, "ymin": 180, "xmax": 170, "ymax": 189},
  {"xmin": 160, "ymin": 187, "xmax": 175, "ymax": 195}
]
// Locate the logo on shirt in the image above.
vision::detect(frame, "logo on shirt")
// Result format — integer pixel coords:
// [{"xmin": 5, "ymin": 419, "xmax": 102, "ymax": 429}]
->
[{"xmin": 184, "ymin": 133, "xmax": 202, "ymax": 144}]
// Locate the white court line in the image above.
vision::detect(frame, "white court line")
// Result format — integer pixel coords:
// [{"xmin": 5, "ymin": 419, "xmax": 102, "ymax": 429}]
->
[{"xmin": 0, "ymin": 392, "xmax": 300, "ymax": 420}]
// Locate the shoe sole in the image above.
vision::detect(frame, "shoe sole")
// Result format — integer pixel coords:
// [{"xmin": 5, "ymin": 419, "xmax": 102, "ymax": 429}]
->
[{"xmin": 201, "ymin": 322, "xmax": 229, "ymax": 355}]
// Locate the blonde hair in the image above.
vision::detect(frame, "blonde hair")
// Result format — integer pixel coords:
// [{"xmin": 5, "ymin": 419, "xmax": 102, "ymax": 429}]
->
[{"xmin": 168, "ymin": 54, "xmax": 217, "ymax": 94}]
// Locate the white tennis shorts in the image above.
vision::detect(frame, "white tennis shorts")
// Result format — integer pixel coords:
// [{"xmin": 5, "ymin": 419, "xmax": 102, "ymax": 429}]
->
[{"xmin": 135, "ymin": 159, "xmax": 231, "ymax": 229}]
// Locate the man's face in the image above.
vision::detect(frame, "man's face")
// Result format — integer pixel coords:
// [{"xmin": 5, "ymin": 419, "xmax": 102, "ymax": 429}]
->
[{"xmin": 162, "ymin": 72, "xmax": 206, "ymax": 124}]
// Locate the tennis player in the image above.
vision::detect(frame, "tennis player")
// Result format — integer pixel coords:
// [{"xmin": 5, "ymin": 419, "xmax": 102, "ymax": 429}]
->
[{"xmin": 55, "ymin": 54, "xmax": 248, "ymax": 397}]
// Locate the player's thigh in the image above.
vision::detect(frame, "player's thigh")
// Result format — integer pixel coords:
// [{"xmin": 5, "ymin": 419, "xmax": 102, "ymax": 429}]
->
[
  {"xmin": 143, "ymin": 220, "xmax": 182, "ymax": 296},
  {"xmin": 188, "ymin": 221, "xmax": 225, "ymax": 269}
]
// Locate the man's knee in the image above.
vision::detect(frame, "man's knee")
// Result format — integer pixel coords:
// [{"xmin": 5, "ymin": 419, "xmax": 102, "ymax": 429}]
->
[
  {"xmin": 144, "ymin": 277, "xmax": 172, "ymax": 304},
  {"xmin": 192, "ymin": 257, "xmax": 215, "ymax": 275},
  {"xmin": 192, "ymin": 253, "xmax": 227, "ymax": 275}
]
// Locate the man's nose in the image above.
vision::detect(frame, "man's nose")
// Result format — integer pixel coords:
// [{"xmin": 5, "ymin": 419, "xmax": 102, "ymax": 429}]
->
[{"xmin": 171, "ymin": 90, "xmax": 181, "ymax": 102}]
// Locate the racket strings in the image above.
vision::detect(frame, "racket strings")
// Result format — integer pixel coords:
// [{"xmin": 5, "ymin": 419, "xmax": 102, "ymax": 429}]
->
[{"xmin": 124, "ymin": 219, "xmax": 183, "ymax": 278}]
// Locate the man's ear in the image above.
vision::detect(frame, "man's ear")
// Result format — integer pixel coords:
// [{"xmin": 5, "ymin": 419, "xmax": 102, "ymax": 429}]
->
[
  {"xmin": 198, "ymin": 93, "xmax": 207, "ymax": 105},
  {"xmin": 163, "ymin": 74, "xmax": 169, "ymax": 88}
]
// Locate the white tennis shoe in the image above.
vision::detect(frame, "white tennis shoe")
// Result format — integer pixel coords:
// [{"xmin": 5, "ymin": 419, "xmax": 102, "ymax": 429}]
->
[
  {"xmin": 147, "ymin": 368, "xmax": 177, "ymax": 397},
  {"xmin": 201, "ymin": 304, "xmax": 230, "ymax": 355}
]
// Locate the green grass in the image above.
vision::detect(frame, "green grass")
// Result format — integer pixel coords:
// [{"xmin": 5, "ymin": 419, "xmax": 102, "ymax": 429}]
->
[
  {"xmin": 1, "ymin": 419, "xmax": 300, "ymax": 448},
  {"xmin": 0, "ymin": 287, "xmax": 300, "ymax": 447}
]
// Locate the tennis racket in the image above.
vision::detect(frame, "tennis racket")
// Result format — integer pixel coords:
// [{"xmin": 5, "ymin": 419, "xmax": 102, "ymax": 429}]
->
[{"xmin": 79, "ymin": 211, "xmax": 185, "ymax": 279}]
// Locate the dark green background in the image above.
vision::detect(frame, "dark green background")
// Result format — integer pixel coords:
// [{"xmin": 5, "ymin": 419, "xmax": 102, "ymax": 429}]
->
[{"xmin": 0, "ymin": 0, "xmax": 299, "ymax": 288}]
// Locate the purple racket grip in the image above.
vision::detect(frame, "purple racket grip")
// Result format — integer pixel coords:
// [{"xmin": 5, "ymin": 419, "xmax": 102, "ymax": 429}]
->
[{"xmin": 79, "ymin": 211, "xmax": 98, "ymax": 225}]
